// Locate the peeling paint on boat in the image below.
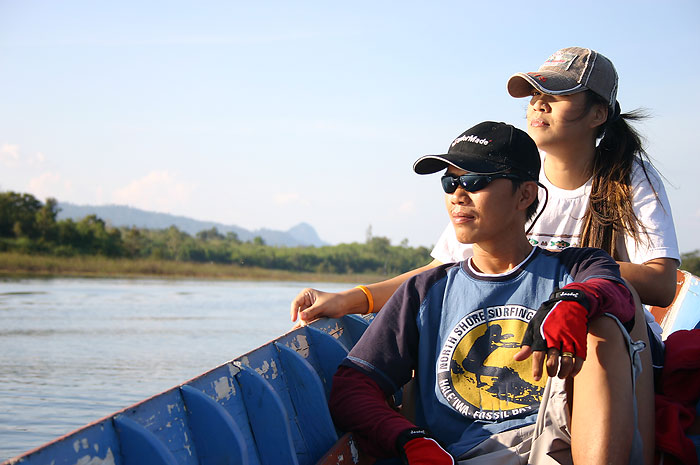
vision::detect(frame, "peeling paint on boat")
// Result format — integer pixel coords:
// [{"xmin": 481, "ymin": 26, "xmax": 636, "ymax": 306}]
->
[
  {"xmin": 227, "ymin": 363, "xmax": 241, "ymax": 377},
  {"xmin": 71, "ymin": 438, "xmax": 89, "ymax": 453},
  {"xmin": 328, "ymin": 321, "xmax": 344, "ymax": 339},
  {"xmin": 292, "ymin": 334, "xmax": 310, "ymax": 358},
  {"xmin": 213, "ymin": 376, "xmax": 235, "ymax": 400},
  {"xmin": 255, "ymin": 359, "xmax": 279, "ymax": 379},
  {"xmin": 74, "ymin": 448, "xmax": 114, "ymax": 465}
]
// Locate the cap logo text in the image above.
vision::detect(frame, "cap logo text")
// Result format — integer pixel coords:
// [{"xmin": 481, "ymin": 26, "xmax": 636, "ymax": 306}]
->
[
  {"xmin": 452, "ymin": 134, "xmax": 490, "ymax": 147},
  {"xmin": 527, "ymin": 72, "xmax": 547, "ymax": 83},
  {"xmin": 542, "ymin": 51, "xmax": 577, "ymax": 71}
]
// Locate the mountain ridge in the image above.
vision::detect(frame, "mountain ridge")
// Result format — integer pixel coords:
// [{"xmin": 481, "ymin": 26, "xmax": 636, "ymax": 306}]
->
[{"xmin": 56, "ymin": 202, "xmax": 327, "ymax": 247}]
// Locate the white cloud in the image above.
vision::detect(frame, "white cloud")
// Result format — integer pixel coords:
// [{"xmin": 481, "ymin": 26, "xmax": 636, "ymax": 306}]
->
[
  {"xmin": 30, "ymin": 152, "xmax": 46, "ymax": 166},
  {"xmin": 112, "ymin": 171, "xmax": 195, "ymax": 213},
  {"xmin": 0, "ymin": 144, "xmax": 46, "ymax": 169},
  {"xmin": 273, "ymin": 192, "xmax": 303, "ymax": 206},
  {"xmin": 27, "ymin": 172, "xmax": 73, "ymax": 201},
  {"xmin": 0, "ymin": 144, "xmax": 20, "ymax": 167},
  {"xmin": 398, "ymin": 201, "xmax": 415, "ymax": 214}
]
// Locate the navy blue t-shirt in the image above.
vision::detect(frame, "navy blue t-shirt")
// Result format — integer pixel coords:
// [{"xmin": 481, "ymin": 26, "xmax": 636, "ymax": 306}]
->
[{"xmin": 341, "ymin": 246, "xmax": 623, "ymax": 457}]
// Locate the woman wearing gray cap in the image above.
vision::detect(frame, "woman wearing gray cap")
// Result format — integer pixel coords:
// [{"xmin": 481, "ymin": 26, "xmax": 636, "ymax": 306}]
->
[{"xmin": 431, "ymin": 46, "xmax": 679, "ymax": 308}]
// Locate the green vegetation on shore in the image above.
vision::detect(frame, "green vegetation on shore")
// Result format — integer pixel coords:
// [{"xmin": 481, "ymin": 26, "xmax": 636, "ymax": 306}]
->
[
  {"xmin": 0, "ymin": 251, "xmax": 392, "ymax": 282},
  {"xmin": 678, "ymin": 250, "xmax": 700, "ymax": 277},
  {"xmin": 3, "ymin": 190, "xmax": 699, "ymax": 280},
  {"xmin": 0, "ymin": 191, "xmax": 431, "ymax": 280}
]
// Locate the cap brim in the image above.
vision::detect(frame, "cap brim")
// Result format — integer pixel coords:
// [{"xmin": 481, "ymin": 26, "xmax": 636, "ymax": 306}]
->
[
  {"xmin": 413, "ymin": 155, "xmax": 508, "ymax": 175},
  {"xmin": 507, "ymin": 72, "xmax": 586, "ymax": 98}
]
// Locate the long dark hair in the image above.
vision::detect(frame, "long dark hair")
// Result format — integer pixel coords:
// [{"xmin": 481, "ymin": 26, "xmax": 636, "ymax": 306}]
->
[{"xmin": 579, "ymin": 91, "xmax": 657, "ymax": 259}]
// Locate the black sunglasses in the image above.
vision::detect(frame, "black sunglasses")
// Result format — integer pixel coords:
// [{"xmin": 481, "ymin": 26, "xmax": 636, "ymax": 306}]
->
[{"xmin": 440, "ymin": 173, "xmax": 524, "ymax": 194}]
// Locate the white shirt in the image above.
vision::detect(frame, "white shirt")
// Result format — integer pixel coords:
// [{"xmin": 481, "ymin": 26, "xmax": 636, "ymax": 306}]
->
[{"xmin": 431, "ymin": 154, "xmax": 680, "ymax": 266}]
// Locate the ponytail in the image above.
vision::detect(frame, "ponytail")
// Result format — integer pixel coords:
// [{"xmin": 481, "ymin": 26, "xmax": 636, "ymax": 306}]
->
[{"xmin": 579, "ymin": 92, "xmax": 656, "ymax": 259}]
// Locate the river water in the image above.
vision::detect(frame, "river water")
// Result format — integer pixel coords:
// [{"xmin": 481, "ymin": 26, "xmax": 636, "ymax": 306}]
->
[{"xmin": 0, "ymin": 277, "xmax": 350, "ymax": 462}]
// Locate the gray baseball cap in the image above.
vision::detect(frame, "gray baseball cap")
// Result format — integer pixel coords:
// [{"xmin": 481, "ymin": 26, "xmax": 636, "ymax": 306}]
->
[{"xmin": 507, "ymin": 47, "xmax": 618, "ymax": 112}]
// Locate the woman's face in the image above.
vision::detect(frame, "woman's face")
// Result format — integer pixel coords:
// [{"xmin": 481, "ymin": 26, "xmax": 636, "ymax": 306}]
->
[{"xmin": 526, "ymin": 90, "xmax": 607, "ymax": 153}]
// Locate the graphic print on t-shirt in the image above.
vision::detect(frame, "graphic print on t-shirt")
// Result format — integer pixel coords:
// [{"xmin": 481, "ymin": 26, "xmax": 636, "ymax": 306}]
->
[
  {"xmin": 436, "ymin": 305, "xmax": 547, "ymax": 421},
  {"xmin": 527, "ymin": 232, "xmax": 577, "ymax": 250}
]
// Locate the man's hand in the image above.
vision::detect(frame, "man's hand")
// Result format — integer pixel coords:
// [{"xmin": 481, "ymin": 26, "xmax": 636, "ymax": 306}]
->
[
  {"xmin": 397, "ymin": 428, "xmax": 455, "ymax": 465},
  {"xmin": 514, "ymin": 288, "xmax": 589, "ymax": 380}
]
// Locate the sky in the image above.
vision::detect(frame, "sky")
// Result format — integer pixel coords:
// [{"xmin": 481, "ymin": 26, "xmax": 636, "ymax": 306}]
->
[{"xmin": 1, "ymin": 1, "xmax": 699, "ymax": 253}]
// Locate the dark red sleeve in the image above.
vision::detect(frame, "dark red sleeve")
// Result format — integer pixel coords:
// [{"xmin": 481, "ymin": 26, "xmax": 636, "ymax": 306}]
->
[
  {"xmin": 563, "ymin": 278, "xmax": 635, "ymax": 324},
  {"xmin": 329, "ymin": 366, "xmax": 416, "ymax": 458}
]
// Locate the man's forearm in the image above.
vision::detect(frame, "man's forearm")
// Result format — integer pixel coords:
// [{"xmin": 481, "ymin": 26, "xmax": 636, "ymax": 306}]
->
[
  {"xmin": 329, "ymin": 366, "xmax": 415, "ymax": 457},
  {"xmin": 564, "ymin": 278, "xmax": 635, "ymax": 323}
]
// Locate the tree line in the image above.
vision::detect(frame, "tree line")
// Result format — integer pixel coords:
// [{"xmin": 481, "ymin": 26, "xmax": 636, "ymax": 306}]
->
[
  {"xmin": 0, "ymin": 191, "xmax": 432, "ymax": 275},
  {"xmin": 3, "ymin": 191, "xmax": 699, "ymax": 277}
]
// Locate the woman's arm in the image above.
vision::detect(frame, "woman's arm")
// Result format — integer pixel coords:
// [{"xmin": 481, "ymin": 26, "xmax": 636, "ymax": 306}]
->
[
  {"xmin": 617, "ymin": 257, "xmax": 678, "ymax": 307},
  {"xmin": 290, "ymin": 259, "xmax": 442, "ymax": 324},
  {"xmin": 620, "ymin": 162, "xmax": 680, "ymax": 308}
]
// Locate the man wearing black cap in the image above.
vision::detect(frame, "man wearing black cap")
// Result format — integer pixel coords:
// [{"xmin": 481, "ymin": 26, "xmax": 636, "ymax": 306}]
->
[{"xmin": 329, "ymin": 122, "xmax": 645, "ymax": 464}]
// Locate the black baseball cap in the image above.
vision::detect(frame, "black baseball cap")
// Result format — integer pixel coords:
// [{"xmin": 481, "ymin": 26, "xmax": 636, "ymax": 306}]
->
[{"xmin": 413, "ymin": 121, "xmax": 540, "ymax": 180}]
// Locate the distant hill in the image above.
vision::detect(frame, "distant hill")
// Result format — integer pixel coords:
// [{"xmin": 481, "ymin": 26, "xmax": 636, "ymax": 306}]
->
[{"xmin": 56, "ymin": 203, "xmax": 328, "ymax": 247}]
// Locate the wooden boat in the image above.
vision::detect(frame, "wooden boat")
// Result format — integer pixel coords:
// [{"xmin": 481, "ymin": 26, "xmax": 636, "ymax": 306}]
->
[{"xmin": 4, "ymin": 272, "xmax": 700, "ymax": 465}]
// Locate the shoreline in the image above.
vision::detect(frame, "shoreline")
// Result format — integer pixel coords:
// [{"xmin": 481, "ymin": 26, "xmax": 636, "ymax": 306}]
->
[{"xmin": 0, "ymin": 252, "xmax": 390, "ymax": 283}]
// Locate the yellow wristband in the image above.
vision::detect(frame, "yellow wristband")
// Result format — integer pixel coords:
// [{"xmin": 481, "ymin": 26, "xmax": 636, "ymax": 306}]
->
[{"xmin": 355, "ymin": 285, "xmax": 374, "ymax": 314}]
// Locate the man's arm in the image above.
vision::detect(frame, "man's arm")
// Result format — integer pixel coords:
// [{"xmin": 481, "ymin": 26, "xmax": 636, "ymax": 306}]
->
[
  {"xmin": 329, "ymin": 366, "xmax": 414, "ymax": 457},
  {"xmin": 328, "ymin": 267, "xmax": 456, "ymax": 463},
  {"xmin": 564, "ymin": 277, "xmax": 635, "ymax": 323},
  {"xmin": 516, "ymin": 277, "xmax": 635, "ymax": 380},
  {"xmin": 329, "ymin": 367, "xmax": 455, "ymax": 464}
]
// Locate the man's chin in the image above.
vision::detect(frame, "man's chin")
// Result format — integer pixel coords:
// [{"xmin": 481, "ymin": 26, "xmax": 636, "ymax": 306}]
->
[
  {"xmin": 455, "ymin": 233, "xmax": 477, "ymax": 245},
  {"xmin": 453, "ymin": 222, "xmax": 480, "ymax": 244}
]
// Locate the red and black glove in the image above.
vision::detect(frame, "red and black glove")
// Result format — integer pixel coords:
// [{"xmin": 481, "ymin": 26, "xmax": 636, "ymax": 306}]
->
[
  {"xmin": 521, "ymin": 287, "xmax": 591, "ymax": 360},
  {"xmin": 396, "ymin": 428, "xmax": 455, "ymax": 465}
]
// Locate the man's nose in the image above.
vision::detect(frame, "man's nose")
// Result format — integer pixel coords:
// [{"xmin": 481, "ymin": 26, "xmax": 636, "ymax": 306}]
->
[{"xmin": 449, "ymin": 186, "xmax": 472, "ymax": 204}]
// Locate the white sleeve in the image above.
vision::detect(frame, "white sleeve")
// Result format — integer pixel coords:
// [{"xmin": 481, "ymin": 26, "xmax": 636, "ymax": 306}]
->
[
  {"xmin": 430, "ymin": 222, "xmax": 474, "ymax": 264},
  {"xmin": 624, "ymin": 162, "xmax": 680, "ymax": 265}
]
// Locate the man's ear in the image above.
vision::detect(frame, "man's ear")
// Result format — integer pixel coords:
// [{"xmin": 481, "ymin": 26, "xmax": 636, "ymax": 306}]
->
[{"xmin": 517, "ymin": 182, "xmax": 538, "ymax": 211}]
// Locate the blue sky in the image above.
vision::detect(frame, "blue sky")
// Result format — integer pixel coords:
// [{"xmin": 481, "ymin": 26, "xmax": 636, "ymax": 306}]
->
[{"xmin": 2, "ymin": 1, "xmax": 699, "ymax": 252}]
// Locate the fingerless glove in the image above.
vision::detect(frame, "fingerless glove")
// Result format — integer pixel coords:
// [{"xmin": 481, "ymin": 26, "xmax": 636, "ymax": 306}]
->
[
  {"xmin": 521, "ymin": 288, "xmax": 590, "ymax": 359},
  {"xmin": 396, "ymin": 428, "xmax": 455, "ymax": 465}
]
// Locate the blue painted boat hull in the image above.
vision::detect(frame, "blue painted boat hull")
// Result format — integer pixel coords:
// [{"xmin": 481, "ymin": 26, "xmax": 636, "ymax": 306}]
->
[{"xmin": 4, "ymin": 314, "xmax": 375, "ymax": 465}]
